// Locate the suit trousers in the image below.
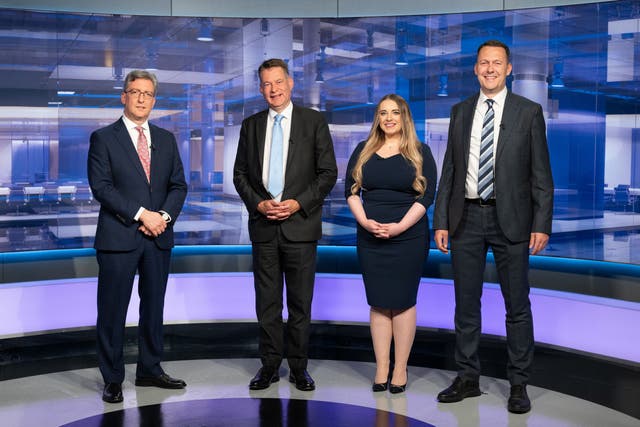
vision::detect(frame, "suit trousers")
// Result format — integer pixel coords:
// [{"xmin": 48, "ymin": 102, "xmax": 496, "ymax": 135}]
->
[
  {"xmin": 96, "ymin": 238, "xmax": 171, "ymax": 383},
  {"xmin": 450, "ymin": 202, "xmax": 534, "ymax": 385},
  {"xmin": 251, "ymin": 226, "xmax": 317, "ymax": 372}
]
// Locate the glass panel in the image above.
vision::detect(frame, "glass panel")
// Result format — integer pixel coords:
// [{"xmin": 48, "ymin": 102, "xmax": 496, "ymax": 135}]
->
[{"xmin": 0, "ymin": 3, "xmax": 638, "ymax": 263}]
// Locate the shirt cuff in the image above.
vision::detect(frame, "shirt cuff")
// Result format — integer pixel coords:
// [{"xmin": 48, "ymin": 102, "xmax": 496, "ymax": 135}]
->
[{"xmin": 134, "ymin": 207, "xmax": 145, "ymax": 221}]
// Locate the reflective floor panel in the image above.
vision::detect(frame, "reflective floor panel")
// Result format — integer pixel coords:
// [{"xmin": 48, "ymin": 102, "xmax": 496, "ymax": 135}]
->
[{"xmin": 0, "ymin": 359, "xmax": 637, "ymax": 427}]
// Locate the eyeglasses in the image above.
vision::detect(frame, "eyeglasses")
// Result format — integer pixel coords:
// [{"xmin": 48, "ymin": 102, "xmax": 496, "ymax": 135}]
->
[{"xmin": 125, "ymin": 89, "xmax": 155, "ymax": 99}]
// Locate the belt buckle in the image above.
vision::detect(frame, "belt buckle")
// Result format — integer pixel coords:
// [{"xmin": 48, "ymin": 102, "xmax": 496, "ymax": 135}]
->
[{"xmin": 478, "ymin": 198, "xmax": 491, "ymax": 207}]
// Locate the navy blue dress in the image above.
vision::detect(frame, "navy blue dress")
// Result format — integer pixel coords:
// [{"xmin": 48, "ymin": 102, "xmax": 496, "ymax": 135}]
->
[{"xmin": 345, "ymin": 142, "xmax": 437, "ymax": 309}]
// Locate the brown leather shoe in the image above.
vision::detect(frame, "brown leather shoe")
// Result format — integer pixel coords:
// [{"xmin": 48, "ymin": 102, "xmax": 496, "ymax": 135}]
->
[{"xmin": 437, "ymin": 377, "xmax": 481, "ymax": 403}]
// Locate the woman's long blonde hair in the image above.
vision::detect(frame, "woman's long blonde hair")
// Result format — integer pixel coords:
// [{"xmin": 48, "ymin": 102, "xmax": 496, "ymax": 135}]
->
[{"xmin": 350, "ymin": 94, "xmax": 426, "ymax": 197}]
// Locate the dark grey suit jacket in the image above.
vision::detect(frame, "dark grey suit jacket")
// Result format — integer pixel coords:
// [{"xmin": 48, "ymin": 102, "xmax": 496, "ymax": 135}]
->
[
  {"xmin": 233, "ymin": 105, "xmax": 338, "ymax": 243},
  {"xmin": 433, "ymin": 92, "xmax": 554, "ymax": 242},
  {"xmin": 88, "ymin": 118, "xmax": 187, "ymax": 251}
]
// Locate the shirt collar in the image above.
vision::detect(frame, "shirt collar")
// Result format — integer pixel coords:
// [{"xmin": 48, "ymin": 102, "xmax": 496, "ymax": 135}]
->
[
  {"xmin": 121, "ymin": 114, "xmax": 148, "ymax": 131},
  {"xmin": 479, "ymin": 86, "xmax": 507, "ymax": 108},
  {"xmin": 269, "ymin": 102, "xmax": 293, "ymax": 121}
]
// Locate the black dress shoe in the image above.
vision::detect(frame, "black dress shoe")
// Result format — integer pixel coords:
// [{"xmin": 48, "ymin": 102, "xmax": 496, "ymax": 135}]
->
[
  {"xmin": 249, "ymin": 367, "xmax": 279, "ymax": 390},
  {"xmin": 102, "ymin": 382, "xmax": 123, "ymax": 403},
  {"xmin": 437, "ymin": 377, "xmax": 481, "ymax": 403},
  {"xmin": 289, "ymin": 369, "xmax": 315, "ymax": 391},
  {"xmin": 135, "ymin": 373, "xmax": 186, "ymax": 389},
  {"xmin": 508, "ymin": 384, "xmax": 531, "ymax": 414}
]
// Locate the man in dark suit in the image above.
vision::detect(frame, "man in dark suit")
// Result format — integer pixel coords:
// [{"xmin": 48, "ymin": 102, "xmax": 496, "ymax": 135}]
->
[
  {"xmin": 233, "ymin": 58, "xmax": 337, "ymax": 391},
  {"xmin": 433, "ymin": 40, "xmax": 554, "ymax": 414},
  {"xmin": 88, "ymin": 70, "xmax": 188, "ymax": 403}
]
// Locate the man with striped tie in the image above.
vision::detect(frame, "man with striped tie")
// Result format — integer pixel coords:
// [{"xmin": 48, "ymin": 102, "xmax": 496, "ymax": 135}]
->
[{"xmin": 433, "ymin": 40, "xmax": 554, "ymax": 414}]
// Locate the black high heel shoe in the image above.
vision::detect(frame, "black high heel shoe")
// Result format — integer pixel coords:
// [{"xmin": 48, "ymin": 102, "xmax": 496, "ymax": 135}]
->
[
  {"xmin": 372, "ymin": 380, "xmax": 388, "ymax": 392},
  {"xmin": 372, "ymin": 370, "xmax": 391, "ymax": 392},
  {"xmin": 389, "ymin": 369, "xmax": 407, "ymax": 394}
]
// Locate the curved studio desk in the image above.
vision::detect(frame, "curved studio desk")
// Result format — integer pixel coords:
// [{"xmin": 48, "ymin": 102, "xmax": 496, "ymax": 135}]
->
[{"xmin": 0, "ymin": 246, "xmax": 638, "ymax": 418}]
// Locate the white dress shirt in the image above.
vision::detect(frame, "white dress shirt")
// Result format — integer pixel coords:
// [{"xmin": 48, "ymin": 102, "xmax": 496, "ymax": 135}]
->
[
  {"xmin": 465, "ymin": 87, "xmax": 507, "ymax": 199},
  {"xmin": 122, "ymin": 114, "xmax": 151, "ymax": 154},
  {"xmin": 121, "ymin": 115, "xmax": 169, "ymax": 222},
  {"xmin": 262, "ymin": 102, "xmax": 293, "ymax": 201}
]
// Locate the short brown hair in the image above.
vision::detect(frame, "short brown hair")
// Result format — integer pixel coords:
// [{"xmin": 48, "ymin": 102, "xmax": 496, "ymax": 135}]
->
[
  {"xmin": 477, "ymin": 40, "xmax": 511, "ymax": 62},
  {"xmin": 258, "ymin": 58, "xmax": 289, "ymax": 77}
]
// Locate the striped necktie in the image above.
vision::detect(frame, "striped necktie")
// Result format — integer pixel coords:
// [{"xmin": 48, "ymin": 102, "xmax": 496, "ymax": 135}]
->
[{"xmin": 478, "ymin": 99, "xmax": 495, "ymax": 201}]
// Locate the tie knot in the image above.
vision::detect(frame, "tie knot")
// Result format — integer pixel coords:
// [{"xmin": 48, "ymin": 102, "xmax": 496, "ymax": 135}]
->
[
  {"xmin": 274, "ymin": 114, "xmax": 283, "ymax": 124},
  {"xmin": 485, "ymin": 99, "xmax": 494, "ymax": 109},
  {"xmin": 136, "ymin": 126, "xmax": 145, "ymax": 134}
]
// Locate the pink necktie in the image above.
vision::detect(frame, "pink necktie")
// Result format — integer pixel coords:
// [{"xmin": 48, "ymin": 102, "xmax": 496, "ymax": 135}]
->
[{"xmin": 135, "ymin": 126, "xmax": 151, "ymax": 182}]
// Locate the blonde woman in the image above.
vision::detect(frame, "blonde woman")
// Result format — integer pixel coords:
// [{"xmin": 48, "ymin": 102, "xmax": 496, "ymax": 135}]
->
[{"xmin": 345, "ymin": 94, "xmax": 437, "ymax": 393}]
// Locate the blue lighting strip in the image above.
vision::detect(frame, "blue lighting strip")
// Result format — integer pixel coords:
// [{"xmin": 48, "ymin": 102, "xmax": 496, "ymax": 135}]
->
[
  {"xmin": 2, "ymin": 246, "xmax": 637, "ymax": 278},
  {"xmin": 0, "ymin": 245, "xmax": 640, "ymax": 278}
]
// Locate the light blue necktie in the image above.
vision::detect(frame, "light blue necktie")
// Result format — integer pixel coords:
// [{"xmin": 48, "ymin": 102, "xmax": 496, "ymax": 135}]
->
[
  {"xmin": 268, "ymin": 114, "xmax": 284, "ymax": 198},
  {"xmin": 478, "ymin": 99, "xmax": 495, "ymax": 201}
]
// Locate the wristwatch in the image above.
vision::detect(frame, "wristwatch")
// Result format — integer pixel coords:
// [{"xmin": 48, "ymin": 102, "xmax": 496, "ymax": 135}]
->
[{"xmin": 160, "ymin": 212, "xmax": 171, "ymax": 223}]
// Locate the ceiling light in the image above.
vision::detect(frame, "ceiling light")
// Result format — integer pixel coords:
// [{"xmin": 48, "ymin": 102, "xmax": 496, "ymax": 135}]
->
[
  {"xmin": 197, "ymin": 25, "xmax": 214, "ymax": 42},
  {"xmin": 395, "ymin": 50, "xmax": 408, "ymax": 66},
  {"xmin": 437, "ymin": 74, "xmax": 448, "ymax": 97},
  {"xmin": 260, "ymin": 18, "xmax": 269, "ymax": 36},
  {"xmin": 550, "ymin": 76, "xmax": 565, "ymax": 88},
  {"xmin": 549, "ymin": 60, "xmax": 565, "ymax": 88},
  {"xmin": 315, "ymin": 46, "xmax": 326, "ymax": 83},
  {"xmin": 197, "ymin": 35, "xmax": 214, "ymax": 42},
  {"xmin": 395, "ymin": 24, "xmax": 408, "ymax": 66},
  {"xmin": 112, "ymin": 65, "xmax": 124, "ymax": 90}
]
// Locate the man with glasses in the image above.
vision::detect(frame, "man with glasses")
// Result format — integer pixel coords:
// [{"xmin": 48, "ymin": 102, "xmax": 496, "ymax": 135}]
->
[{"xmin": 88, "ymin": 70, "xmax": 188, "ymax": 403}]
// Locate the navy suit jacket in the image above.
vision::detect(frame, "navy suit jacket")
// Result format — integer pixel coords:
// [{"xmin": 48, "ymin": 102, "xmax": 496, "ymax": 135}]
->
[
  {"xmin": 88, "ymin": 118, "xmax": 187, "ymax": 251},
  {"xmin": 233, "ymin": 105, "xmax": 337, "ymax": 243},
  {"xmin": 433, "ymin": 92, "xmax": 554, "ymax": 242}
]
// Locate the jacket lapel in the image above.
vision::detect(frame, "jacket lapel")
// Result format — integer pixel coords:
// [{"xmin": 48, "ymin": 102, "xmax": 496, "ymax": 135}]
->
[
  {"xmin": 149, "ymin": 124, "xmax": 160, "ymax": 183},
  {"xmin": 496, "ymin": 92, "xmax": 519, "ymax": 163},
  {"xmin": 114, "ymin": 118, "xmax": 149, "ymax": 183},
  {"xmin": 462, "ymin": 94, "xmax": 479, "ymax": 171},
  {"xmin": 257, "ymin": 111, "xmax": 268, "ymax": 170},
  {"xmin": 285, "ymin": 106, "xmax": 299, "ymax": 174}
]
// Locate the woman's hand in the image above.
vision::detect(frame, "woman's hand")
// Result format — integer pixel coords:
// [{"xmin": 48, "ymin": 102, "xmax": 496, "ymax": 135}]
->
[
  {"xmin": 372, "ymin": 222, "xmax": 404, "ymax": 239},
  {"xmin": 362, "ymin": 218, "xmax": 383, "ymax": 234}
]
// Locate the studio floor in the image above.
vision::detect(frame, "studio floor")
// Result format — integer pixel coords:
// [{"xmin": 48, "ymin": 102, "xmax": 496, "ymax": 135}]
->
[{"xmin": 0, "ymin": 358, "xmax": 637, "ymax": 427}]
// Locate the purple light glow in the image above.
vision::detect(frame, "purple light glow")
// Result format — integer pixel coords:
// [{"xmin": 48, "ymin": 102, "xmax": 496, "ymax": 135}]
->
[{"xmin": 0, "ymin": 273, "xmax": 637, "ymax": 363}]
